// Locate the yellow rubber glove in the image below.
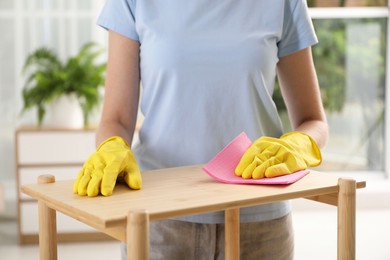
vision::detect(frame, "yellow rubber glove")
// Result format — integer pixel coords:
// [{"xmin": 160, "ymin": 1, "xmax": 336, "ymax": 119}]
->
[
  {"xmin": 73, "ymin": 136, "xmax": 142, "ymax": 197},
  {"xmin": 235, "ymin": 132, "xmax": 322, "ymax": 179}
]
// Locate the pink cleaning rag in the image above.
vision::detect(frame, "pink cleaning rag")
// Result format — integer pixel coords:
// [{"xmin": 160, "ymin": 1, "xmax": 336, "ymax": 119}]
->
[{"xmin": 202, "ymin": 132, "xmax": 309, "ymax": 185}]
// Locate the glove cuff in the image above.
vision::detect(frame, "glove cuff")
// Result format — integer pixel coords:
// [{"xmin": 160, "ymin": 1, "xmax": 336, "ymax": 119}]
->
[
  {"xmin": 281, "ymin": 131, "xmax": 322, "ymax": 167},
  {"xmin": 97, "ymin": 136, "xmax": 130, "ymax": 151}
]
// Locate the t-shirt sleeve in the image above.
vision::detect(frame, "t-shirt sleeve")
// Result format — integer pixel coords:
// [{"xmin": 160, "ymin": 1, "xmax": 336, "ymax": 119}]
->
[
  {"xmin": 277, "ymin": 0, "xmax": 318, "ymax": 57},
  {"xmin": 97, "ymin": 0, "xmax": 139, "ymax": 42}
]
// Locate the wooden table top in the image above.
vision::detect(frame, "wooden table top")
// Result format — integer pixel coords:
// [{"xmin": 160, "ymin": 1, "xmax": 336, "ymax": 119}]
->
[{"xmin": 21, "ymin": 165, "xmax": 365, "ymax": 230}]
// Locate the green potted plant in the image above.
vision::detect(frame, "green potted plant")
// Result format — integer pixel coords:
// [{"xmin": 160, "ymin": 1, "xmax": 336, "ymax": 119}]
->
[{"xmin": 21, "ymin": 42, "xmax": 106, "ymax": 127}]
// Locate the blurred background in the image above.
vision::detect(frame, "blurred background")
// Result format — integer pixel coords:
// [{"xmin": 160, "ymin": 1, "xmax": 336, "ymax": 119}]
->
[{"xmin": 0, "ymin": 0, "xmax": 389, "ymax": 259}]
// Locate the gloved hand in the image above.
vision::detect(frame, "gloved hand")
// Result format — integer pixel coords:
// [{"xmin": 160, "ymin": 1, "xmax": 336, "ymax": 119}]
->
[
  {"xmin": 73, "ymin": 136, "xmax": 142, "ymax": 197},
  {"xmin": 235, "ymin": 132, "xmax": 321, "ymax": 179}
]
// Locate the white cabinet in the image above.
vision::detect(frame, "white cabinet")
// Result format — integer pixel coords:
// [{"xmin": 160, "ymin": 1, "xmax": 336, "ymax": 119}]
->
[{"xmin": 16, "ymin": 126, "xmax": 113, "ymax": 244}]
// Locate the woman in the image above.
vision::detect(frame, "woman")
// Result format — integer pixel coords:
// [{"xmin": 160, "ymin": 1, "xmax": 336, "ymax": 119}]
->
[{"xmin": 74, "ymin": 0, "xmax": 328, "ymax": 259}]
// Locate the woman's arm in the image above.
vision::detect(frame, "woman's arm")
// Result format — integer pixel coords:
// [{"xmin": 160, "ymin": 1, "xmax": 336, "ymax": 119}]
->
[
  {"xmin": 277, "ymin": 47, "xmax": 328, "ymax": 148},
  {"xmin": 96, "ymin": 30, "xmax": 141, "ymax": 146}
]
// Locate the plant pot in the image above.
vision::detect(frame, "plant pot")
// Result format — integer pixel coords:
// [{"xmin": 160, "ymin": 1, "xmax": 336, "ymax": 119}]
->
[{"xmin": 43, "ymin": 94, "xmax": 84, "ymax": 129}]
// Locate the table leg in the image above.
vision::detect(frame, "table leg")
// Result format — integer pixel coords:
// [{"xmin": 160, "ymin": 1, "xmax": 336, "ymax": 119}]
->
[
  {"xmin": 127, "ymin": 209, "xmax": 149, "ymax": 260},
  {"xmin": 225, "ymin": 208, "xmax": 240, "ymax": 260},
  {"xmin": 337, "ymin": 178, "xmax": 356, "ymax": 260},
  {"xmin": 38, "ymin": 175, "xmax": 57, "ymax": 260}
]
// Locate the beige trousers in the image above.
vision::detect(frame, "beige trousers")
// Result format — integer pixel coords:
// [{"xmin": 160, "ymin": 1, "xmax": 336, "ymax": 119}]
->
[{"xmin": 122, "ymin": 213, "xmax": 294, "ymax": 260}]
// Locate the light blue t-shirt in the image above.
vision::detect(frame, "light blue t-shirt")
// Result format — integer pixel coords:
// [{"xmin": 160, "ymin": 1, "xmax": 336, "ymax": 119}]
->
[{"xmin": 97, "ymin": 0, "xmax": 318, "ymax": 223}]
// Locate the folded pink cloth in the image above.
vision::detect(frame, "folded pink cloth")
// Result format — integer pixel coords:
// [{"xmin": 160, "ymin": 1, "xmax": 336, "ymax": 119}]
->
[{"xmin": 202, "ymin": 132, "xmax": 309, "ymax": 185}]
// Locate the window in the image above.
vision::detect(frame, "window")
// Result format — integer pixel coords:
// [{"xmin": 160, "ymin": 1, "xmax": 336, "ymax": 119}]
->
[{"xmin": 309, "ymin": 2, "xmax": 388, "ymax": 174}]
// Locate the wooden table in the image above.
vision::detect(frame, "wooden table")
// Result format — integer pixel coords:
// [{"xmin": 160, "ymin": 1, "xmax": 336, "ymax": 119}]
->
[{"xmin": 21, "ymin": 165, "xmax": 365, "ymax": 260}]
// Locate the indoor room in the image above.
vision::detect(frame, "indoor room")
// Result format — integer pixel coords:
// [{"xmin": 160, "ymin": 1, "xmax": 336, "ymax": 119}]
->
[{"xmin": 1, "ymin": 0, "xmax": 390, "ymax": 259}]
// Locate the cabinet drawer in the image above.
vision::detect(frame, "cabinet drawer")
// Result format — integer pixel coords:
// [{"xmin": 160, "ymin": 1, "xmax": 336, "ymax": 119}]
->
[
  {"xmin": 19, "ymin": 167, "xmax": 81, "ymax": 199},
  {"xmin": 20, "ymin": 203, "xmax": 97, "ymax": 234},
  {"xmin": 17, "ymin": 131, "xmax": 95, "ymax": 164}
]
